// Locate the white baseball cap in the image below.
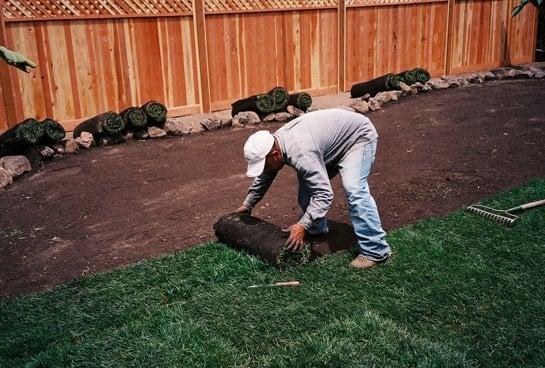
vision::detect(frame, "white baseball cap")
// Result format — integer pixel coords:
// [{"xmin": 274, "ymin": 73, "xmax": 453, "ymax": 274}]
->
[{"xmin": 244, "ymin": 130, "xmax": 275, "ymax": 177}]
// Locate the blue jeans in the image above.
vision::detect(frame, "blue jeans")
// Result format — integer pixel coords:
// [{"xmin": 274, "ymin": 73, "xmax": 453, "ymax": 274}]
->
[{"xmin": 298, "ymin": 139, "xmax": 391, "ymax": 261}]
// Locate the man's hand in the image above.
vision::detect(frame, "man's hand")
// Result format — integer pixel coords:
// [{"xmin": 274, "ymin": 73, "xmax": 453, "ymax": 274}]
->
[
  {"xmin": 283, "ymin": 223, "xmax": 306, "ymax": 251},
  {"xmin": 0, "ymin": 46, "xmax": 37, "ymax": 73},
  {"xmin": 235, "ymin": 205, "xmax": 252, "ymax": 214}
]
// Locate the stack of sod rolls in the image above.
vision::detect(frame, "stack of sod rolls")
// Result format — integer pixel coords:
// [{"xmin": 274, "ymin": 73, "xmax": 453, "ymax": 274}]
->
[
  {"xmin": 72, "ymin": 100, "xmax": 168, "ymax": 144},
  {"xmin": 0, "ymin": 118, "xmax": 66, "ymax": 166},
  {"xmin": 231, "ymin": 86, "xmax": 312, "ymax": 117},
  {"xmin": 350, "ymin": 67, "xmax": 431, "ymax": 98}
]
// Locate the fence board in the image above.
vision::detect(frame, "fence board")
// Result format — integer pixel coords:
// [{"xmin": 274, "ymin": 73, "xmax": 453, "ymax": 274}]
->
[
  {"xmin": 450, "ymin": 0, "xmax": 511, "ymax": 73},
  {"xmin": 0, "ymin": 0, "xmax": 538, "ymax": 132},
  {"xmin": 345, "ymin": 2, "xmax": 448, "ymax": 90},
  {"xmin": 4, "ymin": 15, "xmax": 199, "ymax": 129},
  {"xmin": 206, "ymin": 9, "xmax": 338, "ymax": 111}
]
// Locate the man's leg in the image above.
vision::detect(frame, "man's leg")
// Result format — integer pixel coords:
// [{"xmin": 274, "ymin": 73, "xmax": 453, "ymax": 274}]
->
[
  {"xmin": 338, "ymin": 139, "xmax": 391, "ymax": 263},
  {"xmin": 297, "ymin": 174, "xmax": 329, "ymax": 235}
]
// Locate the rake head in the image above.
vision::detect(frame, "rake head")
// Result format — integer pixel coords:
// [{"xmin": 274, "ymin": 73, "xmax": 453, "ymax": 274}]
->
[{"xmin": 467, "ymin": 204, "xmax": 519, "ymax": 227}]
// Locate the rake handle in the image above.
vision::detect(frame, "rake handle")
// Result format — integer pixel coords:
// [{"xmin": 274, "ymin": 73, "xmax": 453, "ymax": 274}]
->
[{"xmin": 509, "ymin": 199, "xmax": 545, "ymax": 212}]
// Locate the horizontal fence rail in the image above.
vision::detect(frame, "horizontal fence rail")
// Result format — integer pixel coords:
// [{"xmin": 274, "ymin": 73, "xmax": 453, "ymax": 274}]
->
[{"xmin": 0, "ymin": 0, "xmax": 538, "ymax": 132}]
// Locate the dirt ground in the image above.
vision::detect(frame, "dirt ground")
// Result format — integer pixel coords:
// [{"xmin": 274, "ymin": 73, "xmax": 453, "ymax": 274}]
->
[{"xmin": 1, "ymin": 80, "xmax": 544, "ymax": 299}]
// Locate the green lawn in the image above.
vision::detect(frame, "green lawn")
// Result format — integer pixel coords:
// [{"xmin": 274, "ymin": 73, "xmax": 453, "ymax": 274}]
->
[{"xmin": 1, "ymin": 179, "xmax": 544, "ymax": 367}]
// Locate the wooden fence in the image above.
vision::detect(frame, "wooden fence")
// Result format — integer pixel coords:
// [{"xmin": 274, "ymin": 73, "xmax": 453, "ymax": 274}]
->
[{"xmin": 0, "ymin": 0, "xmax": 538, "ymax": 132}]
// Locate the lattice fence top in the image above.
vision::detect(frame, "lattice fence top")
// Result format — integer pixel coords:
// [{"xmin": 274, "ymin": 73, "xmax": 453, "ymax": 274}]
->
[
  {"xmin": 204, "ymin": 0, "xmax": 338, "ymax": 13},
  {"xmin": 346, "ymin": 0, "xmax": 446, "ymax": 5},
  {"xmin": 3, "ymin": 0, "xmax": 193, "ymax": 20}
]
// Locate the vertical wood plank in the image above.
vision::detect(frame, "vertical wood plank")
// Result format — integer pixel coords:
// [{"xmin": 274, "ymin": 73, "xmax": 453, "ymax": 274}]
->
[
  {"xmin": 192, "ymin": 0, "xmax": 210, "ymax": 112},
  {"xmin": 0, "ymin": 0, "xmax": 23, "ymax": 127},
  {"xmin": 338, "ymin": 0, "xmax": 345, "ymax": 91}
]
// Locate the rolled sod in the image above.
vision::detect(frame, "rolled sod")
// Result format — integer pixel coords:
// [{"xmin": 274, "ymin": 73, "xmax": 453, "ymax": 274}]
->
[
  {"xmin": 40, "ymin": 118, "xmax": 65, "ymax": 144},
  {"xmin": 386, "ymin": 74, "xmax": 403, "ymax": 90},
  {"xmin": 141, "ymin": 101, "xmax": 167, "ymax": 127},
  {"xmin": 214, "ymin": 213, "xmax": 311, "ymax": 268},
  {"xmin": 287, "ymin": 92, "xmax": 312, "ymax": 111},
  {"xmin": 268, "ymin": 87, "xmax": 289, "ymax": 112},
  {"xmin": 350, "ymin": 74, "xmax": 392, "ymax": 98},
  {"xmin": 73, "ymin": 112, "xmax": 125, "ymax": 139},
  {"xmin": 413, "ymin": 67, "xmax": 431, "ymax": 84},
  {"xmin": 0, "ymin": 118, "xmax": 44, "ymax": 156},
  {"xmin": 120, "ymin": 107, "xmax": 148, "ymax": 129},
  {"xmin": 397, "ymin": 69, "xmax": 418, "ymax": 86},
  {"xmin": 231, "ymin": 94, "xmax": 275, "ymax": 117}
]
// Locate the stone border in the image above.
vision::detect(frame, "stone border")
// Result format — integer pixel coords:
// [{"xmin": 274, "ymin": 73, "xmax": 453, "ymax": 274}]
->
[{"xmin": 1, "ymin": 64, "xmax": 544, "ymax": 191}]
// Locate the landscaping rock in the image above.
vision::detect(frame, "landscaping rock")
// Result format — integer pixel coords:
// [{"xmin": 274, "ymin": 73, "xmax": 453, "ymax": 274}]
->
[
  {"xmin": 200, "ymin": 117, "xmax": 222, "ymax": 130},
  {"xmin": 75, "ymin": 132, "xmax": 94, "ymax": 149},
  {"xmin": 287, "ymin": 105, "xmax": 305, "ymax": 117},
  {"xmin": 398, "ymin": 82, "xmax": 412, "ymax": 96},
  {"xmin": 349, "ymin": 100, "xmax": 369, "ymax": 114},
  {"xmin": 426, "ymin": 78, "xmax": 450, "ymax": 90},
  {"xmin": 368, "ymin": 98, "xmax": 382, "ymax": 111},
  {"xmin": 220, "ymin": 118, "xmax": 233, "ymax": 128},
  {"xmin": 387, "ymin": 90, "xmax": 403, "ymax": 101},
  {"xmin": 463, "ymin": 73, "xmax": 484, "ymax": 84},
  {"xmin": 51, "ymin": 143, "xmax": 64, "ymax": 155},
  {"xmin": 122, "ymin": 130, "xmax": 134, "ymax": 141},
  {"xmin": 491, "ymin": 67, "xmax": 517, "ymax": 79},
  {"xmin": 164, "ymin": 119, "xmax": 204, "ymax": 135},
  {"xmin": 362, "ymin": 93, "xmax": 371, "ymax": 102},
  {"xmin": 39, "ymin": 146, "xmax": 55, "ymax": 158},
  {"xmin": 233, "ymin": 111, "xmax": 261, "ymax": 126},
  {"xmin": 63, "ymin": 139, "xmax": 79, "ymax": 154},
  {"xmin": 0, "ymin": 167, "xmax": 13, "ymax": 189},
  {"xmin": 263, "ymin": 113, "xmax": 276, "ymax": 122},
  {"xmin": 480, "ymin": 71, "xmax": 498, "ymax": 81},
  {"xmin": 133, "ymin": 129, "xmax": 150, "ymax": 140},
  {"xmin": 520, "ymin": 66, "xmax": 545, "ymax": 78},
  {"xmin": 374, "ymin": 92, "xmax": 392, "ymax": 104},
  {"xmin": 0, "ymin": 155, "xmax": 31, "ymax": 178},
  {"xmin": 513, "ymin": 69, "xmax": 533, "ymax": 79},
  {"xmin": 147, "ymin": 126, "xmax": 167, "ymax": 138},
  {"xmin": 275, "ymin": 112, "xmax": 292, "ymax": 122}
]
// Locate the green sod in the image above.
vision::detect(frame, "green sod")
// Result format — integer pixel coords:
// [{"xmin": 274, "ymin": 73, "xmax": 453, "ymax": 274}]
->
[{"xmin": 1, "ymin": 179, "xmax": 544, "ymax": 367}]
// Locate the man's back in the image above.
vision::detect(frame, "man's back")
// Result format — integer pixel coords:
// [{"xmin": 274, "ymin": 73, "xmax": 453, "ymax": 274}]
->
[{"xmin": 274, "ymin": 108, "xmax": 378, "ymax": 168}]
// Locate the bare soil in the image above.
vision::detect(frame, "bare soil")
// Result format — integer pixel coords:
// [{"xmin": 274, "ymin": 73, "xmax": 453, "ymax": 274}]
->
[{"xmin": 1, "ymin": 80, "xmax": 544, "ymax": 299}]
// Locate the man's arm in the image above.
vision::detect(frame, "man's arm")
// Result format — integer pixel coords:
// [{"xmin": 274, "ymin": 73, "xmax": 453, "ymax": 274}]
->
[
  {"xmin": 239, "ymin": 171, "xmax": 279, "ymax": 212},
  {"xmin": 0, "ymin": 46, "xmax": 37, "ymax": 73},
  {"xmin": 296, "ymin": 154, "xmax": 334, "ymax": 230},
  {"xmin": 284, "ymin": 153, "xmax": 333, "ymax": 251}
]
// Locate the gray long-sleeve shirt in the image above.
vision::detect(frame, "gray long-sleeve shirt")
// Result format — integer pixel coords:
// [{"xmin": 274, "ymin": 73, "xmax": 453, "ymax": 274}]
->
[{"xmin": 243, "ymin": 108, "xmax": 378, "ymax": 229}]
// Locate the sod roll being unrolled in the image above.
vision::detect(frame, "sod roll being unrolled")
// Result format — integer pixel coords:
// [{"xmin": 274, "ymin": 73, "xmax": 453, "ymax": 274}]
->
[
  {"xmin": 120, "ymin": 107, "xmax": 148, "ymax": 129},
  {"xmin": 231, "ymin": 94, "xmax": 275, "ymax": 117},
  {"xmin": 287, "ymin": 92, "xmax": 312, "ymax": 111},
  {"xmin": 73, "ymin": 112, "xmax": 125, "ymax": 139},
  {"xmin": 350, "ymin": 74, "xmax": 393, "ymax": 98},
  {"xmin": 214, "ymin": 213, "xmax": 311, "ymax": 268},
  {"xmin": 142, "ymin": 101, "xmax": 167, "ymax": 127},
  {"xmin": 40, "ymin": 118, "xmax": 65, "ymax": 144},
  {"xmin": 268, "ymin": 87, "xmax": 289, "ymax": 112}
]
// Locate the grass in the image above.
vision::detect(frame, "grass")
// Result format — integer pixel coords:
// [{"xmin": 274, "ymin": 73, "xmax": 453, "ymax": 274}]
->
[{"xmin": 1, "ymin": 179, "xmax": 545, "ymax": 367}]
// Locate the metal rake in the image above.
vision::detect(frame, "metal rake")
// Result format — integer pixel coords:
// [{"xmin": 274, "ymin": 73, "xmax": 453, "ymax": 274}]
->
[{"xmin": 467, "ymin": 199, "xmax": 545, "ymax": 227}]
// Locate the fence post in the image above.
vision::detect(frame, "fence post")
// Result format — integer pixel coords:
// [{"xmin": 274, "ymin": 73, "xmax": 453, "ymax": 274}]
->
[
  {"xmin": 0, "ymin": 0, "xmax": 23, "ymax": 127},
  {"xmin": 192, "ymin": 0, "xmax": 211, "ymax": 113},
  {"xmin": 444, "ymin": 0, "xmax": 456, "ymax": 75},
  {"xmin": 338, "ymin": 0, "xmax": 346, "ymax": 92}
]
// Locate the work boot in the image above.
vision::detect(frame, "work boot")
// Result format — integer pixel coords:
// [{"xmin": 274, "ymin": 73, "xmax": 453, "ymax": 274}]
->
[{"xmin": 350, "ymin": 254, "xmax": 391, "ymax": 269}]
